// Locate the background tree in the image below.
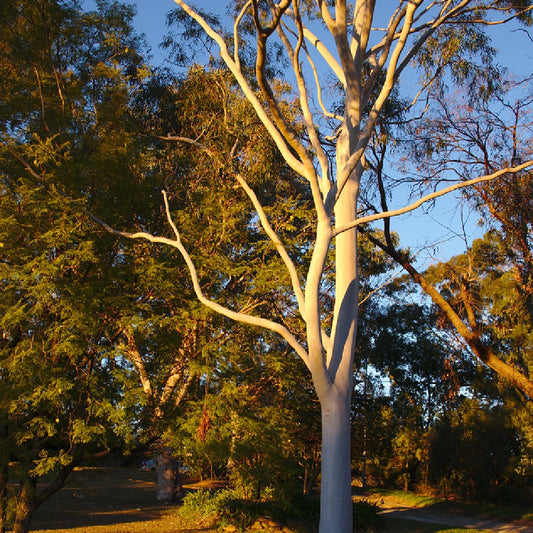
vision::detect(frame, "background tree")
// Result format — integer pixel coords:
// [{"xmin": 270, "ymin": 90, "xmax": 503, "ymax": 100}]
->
[
  {"xmin": 0, "ymin": 0, "xmax": 161, "ymax": 529},
  {"xmin": 416, "ymin": 79, "xmax": 532, "ymax": 393}
]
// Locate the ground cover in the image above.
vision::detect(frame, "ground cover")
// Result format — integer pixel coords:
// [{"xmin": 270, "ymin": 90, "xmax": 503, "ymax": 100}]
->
[{"xmin": 26, "ymin": 468, "xmax": 532, "ymax": 532}]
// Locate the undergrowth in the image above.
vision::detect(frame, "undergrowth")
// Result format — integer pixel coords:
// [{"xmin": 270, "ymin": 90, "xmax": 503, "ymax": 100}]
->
[{"xmin": 179, "ymin": 488, "xmax": 384, "ymax": 531}]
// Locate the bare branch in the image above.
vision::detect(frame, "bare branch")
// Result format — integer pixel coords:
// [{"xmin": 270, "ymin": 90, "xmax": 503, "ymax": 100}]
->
[
  {"xmin": 234, "ymin": 173, "xmax": 307, "ymax": 315},
  {"xmin": 88, "ymin": 194, "xmax": 311, "ymax": 369},
  {"xmin": 301, "ymin": 26, "xmax": 345, "ymax": 86},
  {"xmin": 173, "ymin": 0, "xmax": 308, "ymax": 178},
  {"xmin": 156, "ymin": 135, "xmax": 210, "ymax": 151},
  {"xmin": 334, "ymin": 161, "xmax": 533, "ymax": 236}
]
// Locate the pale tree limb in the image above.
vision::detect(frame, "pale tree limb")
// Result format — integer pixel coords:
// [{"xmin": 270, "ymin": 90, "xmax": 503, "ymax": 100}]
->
[
  {"xmin": 303, "ymin": 218, "xmax": 335, "ymax": 395},
  {"xmin": 395, "ymin": 0, "xmax": 471, "ymax": 78},
  {"xmin": 275, "ymin": 6, "xmax": 332, "ymax": 197},
  {"xmin": 364, "ymin": 3, "xmax": 407, "ymax": 104},
  {"xmin": 302, "ymin": 45, "xmax": 344, "ymax": 122},
  {"xmin": 330, "ymin": 1, "xmax": 420, "ymax": 211},
  {"xmin": 334, "ymin": 161, "xmax": 533, "ymax": 236},
  {"xmin": 234, "ymin": 173, "xmax": 307, "ymax": 316},
  {"xmin": 173, "ymin": 0, "xmax": 307, "ymax": 178},
  {"xmin": 316, "ymin": 0, "xmax": 336, "ymax": 35},
  {"xmin": 251, "ymin": 0, "xmax": 314, "ymax": 169},
  {"xmin": 233, "ymin": 0, "xmax": 252, "ymax": 68},
  {"xmin": 301, "ymin": 26, "xmax": 345, "ymax": 86},
  {"xmin": 351, "ymin": 0, "xmax": 376, "ymax": 71},
  {"xmin": 153, "ymin": 134, "xmax": 316, "ymax": 319},
  {"xmin": 88, "ymin": 193, "xmax": 311, "ymax": 370}
]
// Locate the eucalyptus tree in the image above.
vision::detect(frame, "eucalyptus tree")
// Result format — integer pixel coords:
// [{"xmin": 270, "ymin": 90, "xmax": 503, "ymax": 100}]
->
[{"xmin": 105, "ymin": 1, "xmax": 533, "ymax": 530}]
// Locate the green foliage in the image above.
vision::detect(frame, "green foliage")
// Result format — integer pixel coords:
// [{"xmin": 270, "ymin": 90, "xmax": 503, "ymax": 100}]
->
[
  {"xmin": 172, "ymin": 328, "xmax": 318, "ymax": 498},
  {"xmin": 0, "ymin": 0, "xmax": 156, "ymax": 529},
  {"xmin": 428, "ymin": 398, "xmax": 527, "ymax": 502},
  {"xmin": 179, "ymin": 489, "xmax": 383, "ymax": 532}
]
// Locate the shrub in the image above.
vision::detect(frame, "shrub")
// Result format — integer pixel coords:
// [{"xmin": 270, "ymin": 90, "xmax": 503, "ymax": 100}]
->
[
  {"xmin": 353, "ymin": 499, "xmax": 384, "ymax": 532},
  {"xmin": 180, "ymin": 488, "xmax": 383, "ymax": 531}
]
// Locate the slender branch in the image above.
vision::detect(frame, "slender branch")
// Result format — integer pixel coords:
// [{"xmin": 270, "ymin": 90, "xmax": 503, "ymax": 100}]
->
[
  {"xmin": 234, "ymin": 173, "xmax": 306, "ymax": 316},
  {"xmin": 275, "ymin": 5, "xmax": 332, "ymax": 200},
  {"xmin": 234, "ymin": 0, "xmax": 253, "ymax": 67},
  {"xmin": 155, "ymin": 135, "xmax": 210, "ymax": 151},
  {"xmin": 301, "ymin": 26, "xmax": 345, "ymax": 86},
  {"xmin": 88, "ymin": 194, "xmax": 311, "ymax": 369},
  {"xmin": 123, "ymin": 328, "xmax": 154, "ymax": 398},
  {"xmin": 173, "ymin": 0, "xmax": 307, "ymax": 178},
  {"xmin": 303, "ymin": 41, "xmax": 344, "ymax": 121},
  {"xmin": 251, "ymin": 2, "xmax": 315, "ymax": 176},
  {"xmin": 334, "ymin": 161, "xmax": 533, "ymax": 236}
]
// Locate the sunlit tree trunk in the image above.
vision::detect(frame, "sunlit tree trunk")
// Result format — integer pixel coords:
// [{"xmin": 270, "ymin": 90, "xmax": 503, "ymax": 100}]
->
[
  {"xmin": 318, "ymin": 391, "xmax": 353, "ymax": 531},
  {"xmin": 13, "ymin": 477, "xmax": 36, "ymax": 533}
]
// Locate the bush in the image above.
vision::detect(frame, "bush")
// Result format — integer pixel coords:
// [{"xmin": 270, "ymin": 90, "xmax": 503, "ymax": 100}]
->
[
  {"xmin": 179, "ymin": 489, "xmax": 223, "ymax": 518},
  {"xmin": 180, "ymin": 488, "xmax": 383, "ymax": 532},
  {"xmin": 353, "ymin": 499, "xmax": 384, "ymax": 532},
  {"xmin": 179, "ymin": 487, "xmax": 318, "ymax": 530}
]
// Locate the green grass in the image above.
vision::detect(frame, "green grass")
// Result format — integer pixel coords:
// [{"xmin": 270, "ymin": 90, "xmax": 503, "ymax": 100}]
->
[
  {"xmin": 365, "ymin": 488, "xmax": 443, "ymax": 508},
  {"xmin": 364, "ymin": 487, "xmax": 531, "ymax": 526}
]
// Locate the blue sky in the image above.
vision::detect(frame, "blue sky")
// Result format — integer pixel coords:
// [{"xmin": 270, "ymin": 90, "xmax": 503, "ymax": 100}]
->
[{"xmin": 124, "ymin": 1, "xmax": 532, "ymax": 266}]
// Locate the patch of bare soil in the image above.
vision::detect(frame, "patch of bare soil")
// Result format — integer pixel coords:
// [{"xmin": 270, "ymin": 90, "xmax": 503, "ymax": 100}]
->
[{"xmin": 29, "ymin": 467, "xmax": 218, "ymax": 533}]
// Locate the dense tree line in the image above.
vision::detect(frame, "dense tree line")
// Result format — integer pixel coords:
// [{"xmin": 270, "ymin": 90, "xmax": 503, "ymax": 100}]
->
[{"xmin": 0, "ymin": 1, "xmax": 531, "ymax": 532}]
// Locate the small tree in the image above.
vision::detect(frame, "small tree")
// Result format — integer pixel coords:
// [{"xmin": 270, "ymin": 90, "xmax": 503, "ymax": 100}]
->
[
  {"xmin": 106, "ymin": 2, "xmax": 533, "ymax": 530},
  {"xmin": 0, "ymin": 0, "xmax": 165, "ymax": 528}
]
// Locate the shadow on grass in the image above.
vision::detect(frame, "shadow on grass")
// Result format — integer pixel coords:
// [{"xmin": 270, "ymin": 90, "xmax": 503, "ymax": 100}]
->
[{"xmin": 30, "ymin": 467, "xmax": 182, "ymax": 531}]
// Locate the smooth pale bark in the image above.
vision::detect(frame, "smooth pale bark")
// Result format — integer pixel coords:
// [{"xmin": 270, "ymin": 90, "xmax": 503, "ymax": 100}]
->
[
  {"xmin": 313, "ymin": 138, "xmax": 360, "ymax": 532},
  {"xmin": 318, "ymin": 391, "xmax": 353, "ymax": 532}
]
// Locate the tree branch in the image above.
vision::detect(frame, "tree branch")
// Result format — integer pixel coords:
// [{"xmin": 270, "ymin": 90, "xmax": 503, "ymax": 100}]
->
[
  {"xmin": 88, "ymin": 193, "xmax": 311, "ymax": 370},
  {"xmin": 173, "ymin": 0, "xmax": 308, "ymax": 178},
  {"xmin": 334, "ymin": 161, "xmax": 533, "ymax": 236}
]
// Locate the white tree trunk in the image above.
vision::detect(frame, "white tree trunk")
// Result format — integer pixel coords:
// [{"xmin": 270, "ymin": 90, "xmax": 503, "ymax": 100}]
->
[
  {"xmin": 315, "ymin": 135, "xmax": 360, "ymax": 533},
  {"xmin": 319, "ymin": 392, "xmax": 352, "ymax": 533}
]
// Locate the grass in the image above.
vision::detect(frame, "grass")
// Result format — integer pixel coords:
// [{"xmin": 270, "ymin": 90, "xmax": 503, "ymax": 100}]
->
[
  {"xmin": 380, "ymin": 518, "xmax": 493, "ymax": 533},
  {"xmin": 26, "ymin": 469, "xmax": 532, "ymax": 533},
  {"xmin": 363, "ymin": 489, "xmax": 443, "ymax": 508},
  {"xmin": 365, "ymin": 487, "xmax": 531, "ymax": 522}
]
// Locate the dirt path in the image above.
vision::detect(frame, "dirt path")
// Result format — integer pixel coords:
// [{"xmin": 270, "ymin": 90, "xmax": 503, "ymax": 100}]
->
[{"xmin": 360, "ymin": 494, "xmax": 533, "ymax": 533}]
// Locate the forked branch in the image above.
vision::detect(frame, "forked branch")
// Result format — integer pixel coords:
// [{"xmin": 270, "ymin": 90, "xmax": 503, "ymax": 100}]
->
[
  {"xmin": 334, "ymin": 161, "xmax": 533, "ymax": 236},
  {"xmin": 88, "ymin": 193, "xmax": 311, "ymax": 369}
]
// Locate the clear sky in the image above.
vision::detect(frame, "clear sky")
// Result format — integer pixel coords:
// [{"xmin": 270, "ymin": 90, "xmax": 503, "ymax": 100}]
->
[{"xmin": 119, "ymin": 1, "xmax": 532, "ymax": 266}]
